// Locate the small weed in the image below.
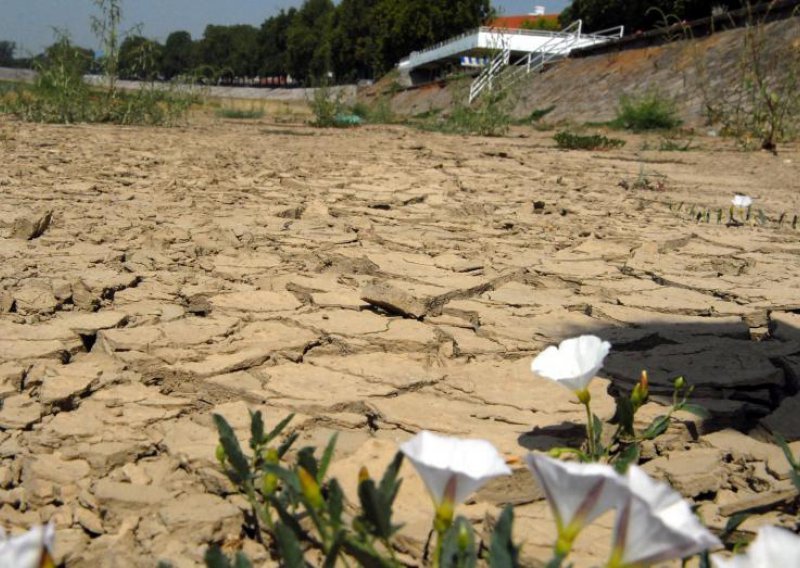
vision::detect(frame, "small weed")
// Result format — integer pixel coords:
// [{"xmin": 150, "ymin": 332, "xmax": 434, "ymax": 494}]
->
[
  {"xmin": 554, "ymin": 131, "xmax": 626, "ymax": 150},
  {"xmin": 616, "ymin": 90, "xmax": 682, "ymax": 132},
  {"xmin": 216, "ymin": 108, "xmax": 265, "ymax": 119},
  {"xmin": 641, "ymin": 135, "xmax": 696, "ymax": 152},
  {"xmin": 512, "ymin": 106, "xmax": 555, "ymax": 126},
  {"xmin": 418, "ymin": 90, "xmax": 511, "ymax": 137}
]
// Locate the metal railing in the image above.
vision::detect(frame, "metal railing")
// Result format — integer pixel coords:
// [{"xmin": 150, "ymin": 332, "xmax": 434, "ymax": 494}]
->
[{"xmin": 468, "ymin": 21, "xmax": 624, "ymax": 104}]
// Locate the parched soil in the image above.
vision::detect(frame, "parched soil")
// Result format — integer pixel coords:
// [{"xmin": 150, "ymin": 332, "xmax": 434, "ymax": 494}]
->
[{"xmin": 0, "ymin": 116, "xmax": 799, "ymax": 566}]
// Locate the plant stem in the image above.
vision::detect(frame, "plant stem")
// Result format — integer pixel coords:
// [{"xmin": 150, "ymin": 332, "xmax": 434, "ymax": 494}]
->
[{"xmin": 583, "ymin": 399, "xmax": 596, "ymax": 460}]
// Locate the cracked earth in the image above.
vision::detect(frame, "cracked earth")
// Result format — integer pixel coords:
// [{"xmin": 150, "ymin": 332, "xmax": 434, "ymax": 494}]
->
[{"xmin": 0, "ymin": 117, "xmax": 799, "ymax": 566}]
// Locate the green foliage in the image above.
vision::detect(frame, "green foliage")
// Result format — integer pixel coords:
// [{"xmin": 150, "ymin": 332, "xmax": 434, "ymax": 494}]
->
[
  {"xmin": 559, "ymin": 1, "xmax": 742, "ymax": 33},
  {"xmin": 0, "ymin": 41, "xmax": 16, "ymax": 66},
  {"xmin": 702, "ymin": 8, "xmax": 800, "ymax": 151},
  {"xmin": 118, "ymin": 35, "xmax": 163, "ymax": 80},
  {"xmin": 198, "ymin": 24, "xmax": 260, "ymax": 79},
  {"xmin": 211, "ymin": 411, "xmax": 413, "ymax": 567},
  {"xmin": 419, "ymin": 89, "xmax": 511, "ymax": 137},
  {"xmin": 308, "ymin": 83, "xmax": 345, "ymax": 128},
  {"xmin": 17, "ymin": 34, "xmax": 93, "ymax": 123},
  {"xmin": 216, "ymin": 107, "xmax": 265, "ymax": 120},
  {"xmin": 775, "ymin": 434, "xmax": 800, "ymax": 491},
  {"xmin": 615, "ymin": 90, "xmax": 682, "ymax": 132},
  {"xmin": 162, "ymin": 31, "xmax": 195, "ymax": 80},
  {"xmin": 554, "ymin": 131, "xmax": 626, "ymax": 150}
]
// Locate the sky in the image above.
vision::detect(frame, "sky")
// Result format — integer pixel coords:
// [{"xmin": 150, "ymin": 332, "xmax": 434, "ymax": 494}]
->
[{"xmin": 1, "ymin": 0, "xmax": 571, "ymax": 56}]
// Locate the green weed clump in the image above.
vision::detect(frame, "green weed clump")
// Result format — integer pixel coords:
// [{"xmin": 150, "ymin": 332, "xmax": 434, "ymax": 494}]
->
[
  {"xmin": 418, "ymin": 90, "xmax": 511, "ymax": 137},
  {"xmin": 215, "ymin": 107, "xmax": 265, "ymax": 120},
  {"xmin": 615, "ymin": 90, "xmax": 682, "ymax": 132},
  {"xmin": 554, "ymin": 130, "xmax": 626, "ymax": 150}
]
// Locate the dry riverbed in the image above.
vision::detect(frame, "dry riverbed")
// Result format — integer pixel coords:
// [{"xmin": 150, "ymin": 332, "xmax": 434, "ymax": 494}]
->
[{"xmin": 0, "ymin": 115, "xmax": 799, "ymax": 566}]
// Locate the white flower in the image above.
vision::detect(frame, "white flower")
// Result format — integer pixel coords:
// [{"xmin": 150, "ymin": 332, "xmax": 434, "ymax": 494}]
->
[
  {"xmin": 732, "ymin": 195, "xmax": 753, "ymax": 208},
  {"xmin": 531, "ymin": 335, "xmax": 611, "ymax": 392},
  {"xmin": 0, "ymin": 523, "xmax": 55, "ymax": 568},
  {"xmin": 610, "ymin": 465, "xmax": 722, "ymax": 566},
  {"xmin": 399, "ymin": 431, "xmax": 511, "ymax": 506},
  {"xmin": 712, "ymin": 525, "xmax": 800, "ymax": 568},
  {"xmin": 525, "ymin": 453, "xmax": 628, "ymax": 535}
]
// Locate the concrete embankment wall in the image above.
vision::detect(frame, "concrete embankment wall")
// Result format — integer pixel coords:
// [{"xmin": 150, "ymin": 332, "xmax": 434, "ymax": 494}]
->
[
  {"xmin": 383, "ymin": 17, "xmax": 800, "ymax": 126},
  {"xmin": 0, "ymin": 67, "xmax": 356, "ymax": 103}
]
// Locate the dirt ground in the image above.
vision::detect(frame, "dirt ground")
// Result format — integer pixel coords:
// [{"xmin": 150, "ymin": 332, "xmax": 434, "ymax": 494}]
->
[{"xmin": 0, "ymin": 115, "xmax": 799, "ymax": 566}]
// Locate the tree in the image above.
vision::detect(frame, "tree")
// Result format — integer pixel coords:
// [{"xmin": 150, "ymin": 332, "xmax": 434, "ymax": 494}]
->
[
  {"xmin": 559, "ymin": 0, "xmax": 745, "ymax": 33},
  {"xmin": 257, "ymin": 9, "xmax": 295, "ymax": 76},
  {"xmin": 197, "ymin": 24, "xmax": 259, "ymax": 78},
  {"xmin": 0, "ymin": 41, "xmax": 15, "ymax": 66},
  {"xmin": 161, "ymin": 30, "xmax": 194, "ymax": 79},
  {"xmin": 118, "ymin": 35, "xmax": 163, "ymax": 79},
  {"xmin": 328, "ymin": 0, "xmax": 380, "ymax": 82},
  {"xmin": 286, "ymin": 0, "xmax": 335, "ymax": 83}
]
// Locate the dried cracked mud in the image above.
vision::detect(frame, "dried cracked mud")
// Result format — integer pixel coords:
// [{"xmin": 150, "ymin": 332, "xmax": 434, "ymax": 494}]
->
[{"xmin": 0, "ymin": 117, "xmax": 799, "ymax": 566}]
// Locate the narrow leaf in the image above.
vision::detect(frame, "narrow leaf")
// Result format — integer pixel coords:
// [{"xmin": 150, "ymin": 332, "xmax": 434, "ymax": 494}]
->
[
  {"xmin": 266, "ymin": 413, "xmax": 295, "ymax": 444},
  {"xmin": 678, "ymin": 403, "xmax": 711, "ymax": 420},
  {"xmin": 249, "ymin": 410, "xmax": 265, "ymax": 451},
  {"xmin": 274, "ymin": 522, "xmax": 306, "ymax": 568},
  {"xmin": 277, "ymin": 431, "xmax": 299, "ymax": 458},
  {"xmin": 318, "ymin": 433, "xmax": 338, "ymax": 483},
  {"xmin": 613, "ymin": 444, "xmax": 640, "ymax": 474},
  {"xmin": 488, "ymin": 505, "xmax": 519, "ymax": 567},
  {"xmin": 212, "ymin": 414, "xmax": 251, "ymax": 483},
  {"xmin": 233, "ymin": 552, "xmax": 253, "ymax": 568},
  {"xmin": 642, "ymin": 415, "xmax": 670, "ymax": 440},
  {"xmin": 204, "ymin": 545, "xmax": 232, "ymax": 568}
]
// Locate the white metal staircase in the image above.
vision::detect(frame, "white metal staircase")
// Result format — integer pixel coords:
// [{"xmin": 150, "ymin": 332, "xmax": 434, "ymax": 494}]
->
[{"xmin": 468, "ymin": 21, "xmax": 624, "ymax": 104}]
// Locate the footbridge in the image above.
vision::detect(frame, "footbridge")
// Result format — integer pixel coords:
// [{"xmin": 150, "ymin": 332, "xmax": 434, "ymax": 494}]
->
[{"xmin": 397, "ymin": 21, "xmax": 623, "ymax": 99}]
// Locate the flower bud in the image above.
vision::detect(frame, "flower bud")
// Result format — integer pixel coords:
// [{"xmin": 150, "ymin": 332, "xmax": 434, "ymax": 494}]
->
[
  {"xmin": 261, "ymin": 447, "xmax": 279, "ymax": 465},
  {"xmin": 261, "ymin": 472, "xmax": 278, "ymax": 497},
  {"xmin": 457, "ymin": 520, "xmax": 471, "ymax": 552},
  {"xmin": 673, "ymin": 376, "xmax": 686, "ymax": 390},
  {"xmin": 631, "ymin": 370, "xmax": 649, "ymax": 409},
  {"xmin": 298, "ymin": 467, "xmax": 324, "ymax": 511},
  {"xmin": 215, "ymin": 443, "xmax": 226, "ymax": 465},
  {"xmin": 576, "ymin": 388, "xmax": 591, "ymax": 405},
  {"xmin": 358, "ymin": 466, "xmax": 370, "ymax": 484}
]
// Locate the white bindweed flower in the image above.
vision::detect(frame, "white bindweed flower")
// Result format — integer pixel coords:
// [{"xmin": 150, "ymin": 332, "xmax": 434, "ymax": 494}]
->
[
  {"xmin": 0, "ymin": 523, "xmax": 55, "ymax": 568},
  {"xmin": 732, "ymin": 195, "xmax": 753, "ymax": 208},
  {"xmin": 399, "ymin": 431, "xmax": 511, "ymax": 507},
  {"xmin": 525, "ymin": 454, "xmax": 628, "ymax": 543},
  {"xmin": 609, "ymin": 465, "xmax": 722, "ymax": 567},
  {"xmin": 712, "ymin": 525, "xmax": 800, "ymax": 568},
  {"xmin": 531, "ymin": 335, "xmax": 611, "ymax": 393}
]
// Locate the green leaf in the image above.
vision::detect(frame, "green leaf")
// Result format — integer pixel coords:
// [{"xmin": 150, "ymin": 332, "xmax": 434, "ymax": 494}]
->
[
  {"xmin": 328, "ymin": 478, "xmax": 344, "ymax": 528},
  {"xmin": 440, "ymin": 517, "xmax": 477, "ymax": 568},
  {"xmin": 274, "ymin": 522, "xmax": 306, "ymax": 568},
  {"xmin": 212, "ymin": 414, "xmax": 251, "ymax": 484},
  {"xmin": 277, "ymin": 431, "xmax": 299, "ymax": 458},
  {"xmin": 204, "ymin": 545, "xmax": 232, "ymax": 568},
  {"xmin": 342, "ymin": 536, "xmax": 397, "ymax": 568},
  {"xmin": 318, "ymin": 433, "xmax": 338, "ymax": 483},
  {"xmin": 233, "ymin": 552, "xmax": 253, "ymax": 568},
  {"xmin": 379, "ymin": 452, "xmax": 404, "ymax": 505},
  {"xmin": 249, "ymin": 410, "xmax": 265, "ymax": 451},
  {"xmin": 358, "ymin": 478, "xmax": 392, "ymax": 539},
  {"xmin": 488, "ymin": 505, "xmax": 519, "ymax": 567},
  {"xmin": 641, "ymin": 415, "xmax": 670, "ymax": 440},
  {"xmin": 775, "ymin": 433, "xmax": 799, "ymax": 468},
  {"xmin": 722, "ymin": 512, "xmax": 750, "ymax": 538},
  {"xmin": 615, "ymin": 397, "xmax": 635, "ymax": 437},
  {"xmin": 592, "ymin": 413, "xmax": 604, "ymax": 453},
  {"xmin": 270, "ymin": 494, "xmax": 310, "ymax": 543},
  {"xmin": 322, "ymin": 531, "xmax": 345, "ymax": 568},
  {"xmin": 613, "ymin": 444, "xmax": 640, "ymax": 474},
  {"xmin": 678, "ymin": 403, "xmax": 710, "ymax": 420},
  {"xmin": 266, "ymin": 413, "xmax": 295, "ymax": 444}
]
